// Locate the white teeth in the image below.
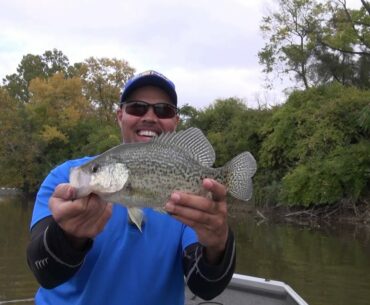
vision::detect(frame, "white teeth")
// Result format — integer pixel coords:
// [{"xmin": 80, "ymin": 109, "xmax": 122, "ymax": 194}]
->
[{"xmin": 138, "ymin": 130, "xmax": 158, "ymax": 137}]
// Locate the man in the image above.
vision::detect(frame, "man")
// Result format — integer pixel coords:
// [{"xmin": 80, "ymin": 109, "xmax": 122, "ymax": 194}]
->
[{"xmin": 27, "ymin": 70, "xmax": 236, "ymax": 305}]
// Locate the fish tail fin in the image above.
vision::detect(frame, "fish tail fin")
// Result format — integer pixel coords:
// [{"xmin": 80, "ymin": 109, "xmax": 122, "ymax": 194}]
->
[
  {"xmin": 224, "ymin": 152, "xmax": 257, "ymax": 201},
  {"xmin": 127, "ymin": 207, "xmax": 144, "ymax": 232}
]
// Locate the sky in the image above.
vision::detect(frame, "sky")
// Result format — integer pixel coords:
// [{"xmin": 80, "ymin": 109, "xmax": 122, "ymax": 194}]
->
[{"xmin": 0, "ymin": 0, "xmax": 362, "ymax": 109}]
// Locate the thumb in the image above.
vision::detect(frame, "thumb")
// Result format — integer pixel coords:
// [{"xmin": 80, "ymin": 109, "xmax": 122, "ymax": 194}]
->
[{"xmin": 53, "ymin": 183, "xmax": 76, "ymax": 201}]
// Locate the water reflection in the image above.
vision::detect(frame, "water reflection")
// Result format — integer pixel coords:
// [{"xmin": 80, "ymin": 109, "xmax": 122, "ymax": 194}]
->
[
  {"xmin": 230, "ymin": 214, "xmax": 370, "ymax": 305},
  {"xmin": 1, "ymin": 195, "xmax": 370, "ymax": 305},
  {"xmin": 0, "ymin": 196, "xmax": 37, "ymax": 304}
]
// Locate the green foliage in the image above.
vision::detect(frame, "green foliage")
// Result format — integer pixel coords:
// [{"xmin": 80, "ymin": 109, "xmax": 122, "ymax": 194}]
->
[
  {"xmin": 259, "ymin": 0, "xmax": 370, "ymax": 89},
  {"xmin": 358, "ymin": 103, "xmax": 370, "ymax": 132},
  {"xmin": 186, "ymin": 98, "xmax": 272, "ymax": 166},
  {"xmin": 2, "ymin": 49, "xmax": 72, "ymax": 102},
  {"xmin": 0, "ymin": 50, "xmax": 135, "ymax": 194},
  {"xmin": 0, "ymin": 87, "xmax": 42, "ymax": 192},
  {"xmin": 178, "ymin": 103, "xmax": 199, "ymax": 130},
  {"xmin": 259, "ymin": 84, "xmax": 370, "ymax": 206},
  {"xmin": 259, "ymin": 0, "xmax": 323, "ymax": 88},
  {"xmin": 1, "ymin": 48, "xmax": 369, "ymax": 211},
  {"xmin": 281, "ymin": 141, "xmax": 370, "ymax": 205},
  {"xmin": 76, "ymin": 57, "xmax": 135, "ymax": 122},
  {"xmin": 78, "ymin": 122, "xmax": 121, "ymax": 157},
  {"xmin": 0, "ymin": 88, "xmax": 25, "ymax": 188}
]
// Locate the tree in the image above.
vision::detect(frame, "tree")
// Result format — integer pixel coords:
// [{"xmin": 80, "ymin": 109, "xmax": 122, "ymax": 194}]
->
[
  {"xmin": 258, "ymin": 84, "xmax": 370, "ymax": 206},
  {"xmin": 2, "ymin": 49, "xmax": 72, "ymax": 102},
  {"xmin": 259, "ymin": 0, "xmax": 370, "ymax": 89},
  {"xmin": 0, "ymin": 88, "xmax": 40, "ymax": 191},
  {"xmin": 177, "ymin": 103, "xmax": 199, "ymax": 130},
  {"xmin": 0, "ymin": 51, "xmax": 136, "ymax": 193},
  {"xmin": 185, "ymin": 98, "xmax": 271, "ymax": 166},
  {"xmin": 314, "ymin": 0, "xmax": 370, "ymax": 88},
  {"xmin": 259, "ymin": 0, "xmax": 324, "ymax": 89},
  {"xmin": 42, "ymin": 49, "xmax": 71, "ymax": 77},
  {"xmin": 27, "ymin": 73, "xmax": 91, "ymax": 132},
  {"xmin": 76, "ymin": 57, "xmax": 135, "ymax": 122},
  {"xmin": 16, "ymin": 73, "xmax": 93, "ymax": 191},
  {"xmin": 281, "ymin": 141, "xmax": 370, "ymax": 206}
]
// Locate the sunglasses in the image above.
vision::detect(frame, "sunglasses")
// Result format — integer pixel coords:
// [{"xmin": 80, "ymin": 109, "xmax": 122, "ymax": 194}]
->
[{"xmin": 123, "ymin": 100, "xmax": 178, "ymax": 119}]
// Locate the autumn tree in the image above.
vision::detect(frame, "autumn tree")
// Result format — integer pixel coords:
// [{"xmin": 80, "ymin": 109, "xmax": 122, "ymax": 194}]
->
[
  {"xmin": 0, "ymin": 51, "xmax": 134, "ymax": 192},
  {"xmin": 76, "ymin": 57, "xmax": 135, "ymax": 122},
  {"xmin": 18, "ymin": 73, "xmax": 92, "ymax": 190},
  {"xmin": 0, "ymin": 88, "xmax": 27, "ymax": 188}
]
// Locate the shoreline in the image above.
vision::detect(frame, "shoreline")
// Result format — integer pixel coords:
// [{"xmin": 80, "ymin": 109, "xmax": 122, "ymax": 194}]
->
[
  {"xmin": 228, "ymin": 200, "xmax": 370, "ymax": 227},
  {"xmin": 0, "ymin": 187, "xmax": 22, "ymax": 196},
  {"xmin": 2, "ymin": 190, "xmax": 369, "ymax": 227}
]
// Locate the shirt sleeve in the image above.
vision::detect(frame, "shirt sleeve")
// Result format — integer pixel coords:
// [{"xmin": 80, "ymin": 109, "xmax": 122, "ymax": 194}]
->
[
  {"xmin": 27, "ymin": 157, "xmax": 94, "ymax": 288},
  {"xmin": 27, "ymin": 216, "xmax": 93, "ymax": 288},
  {"xmin": 183, "ymin": 228, "xmax": 236, "ymax": 300}
]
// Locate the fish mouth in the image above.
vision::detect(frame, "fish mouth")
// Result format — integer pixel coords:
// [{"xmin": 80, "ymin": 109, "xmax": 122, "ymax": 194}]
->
[{"xmin": 70, "ymin": 167, "xmax": 92, "ymax": 198}]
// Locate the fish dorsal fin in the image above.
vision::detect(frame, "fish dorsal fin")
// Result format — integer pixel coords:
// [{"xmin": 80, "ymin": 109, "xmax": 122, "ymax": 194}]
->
[{"xmin": 153, "ymin": 128, "xmax": 215, "ymax": 167}]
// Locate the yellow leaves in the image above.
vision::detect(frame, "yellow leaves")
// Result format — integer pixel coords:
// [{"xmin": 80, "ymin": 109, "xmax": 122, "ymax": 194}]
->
[
  {"xmin": 27, "ymin": 73, "xmax": 91, "ymax": 130},
  {"xmin": 62, "ymin": 104, "xmax": 83, "ymax": 126},
  {"xmin": 40, "ymin": 125, "xmax": 68, "ymax": 144},
  {"xmin": 0, "ymin": 88, "xmax": 19, "ymax": 137}
]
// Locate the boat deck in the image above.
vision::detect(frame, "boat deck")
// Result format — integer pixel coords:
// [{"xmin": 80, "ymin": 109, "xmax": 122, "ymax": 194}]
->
[{"xmin": 185, "ymin": 274, "xmax": 308, "ymax": 305}]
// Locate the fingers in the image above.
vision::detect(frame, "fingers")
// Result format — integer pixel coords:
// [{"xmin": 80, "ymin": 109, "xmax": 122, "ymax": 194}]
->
[
  {"xmin": 166, "ymin": 193, "xmax": 216, "ymax": 227},
  {"xmin": 166, "ymin": 192, "xmax": 217, "ymax": 214},
  {"xmin": 49, "ymin": 184, "xmax": 112, "ymax": 239},
  {"xmin": 165, "ymin": 181, "xmax": 228, "ymax": 227},
  {"xmin": 71, "ymin": 201, "xmax": 113, "ymax": 238},
  {"xmin": 164, "ymin": 178, "xmax": 229, "ymax": 251},
  {"xmin": 203, "ymin": 178, "xmax": 227, "ymax": 202},
  {"xmin": 168, "ymin": 179, "xmax": 226, "ymax": 213}
]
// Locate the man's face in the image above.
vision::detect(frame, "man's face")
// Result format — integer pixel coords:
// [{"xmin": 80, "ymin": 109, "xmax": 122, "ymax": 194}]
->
[{"xmin": 117, "ymin": 85, "xmax": 179, "ymax": 143}]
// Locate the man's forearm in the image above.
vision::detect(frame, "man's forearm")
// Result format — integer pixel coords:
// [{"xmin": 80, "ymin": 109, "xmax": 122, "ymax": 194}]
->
[{"xmin": 27, "ymin": 216, "xmax": 92, "ymax": 288}]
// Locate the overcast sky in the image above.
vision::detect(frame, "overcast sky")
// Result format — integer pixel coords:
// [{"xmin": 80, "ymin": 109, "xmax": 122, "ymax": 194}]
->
[{"xmin": 0, "ymin": 0, "xmax": 362, "ymax": 109}]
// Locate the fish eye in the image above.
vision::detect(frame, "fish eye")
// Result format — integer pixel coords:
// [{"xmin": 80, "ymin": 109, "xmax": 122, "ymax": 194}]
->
[{"xmin": 91, "ymin": 164, "xmax": 99, "ymax": 173}]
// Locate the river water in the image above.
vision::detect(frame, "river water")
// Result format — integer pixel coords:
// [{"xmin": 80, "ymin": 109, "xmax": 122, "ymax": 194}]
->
[{"xmin": 0, "ymin": 195, "xmax": 369, "ymax": 305}]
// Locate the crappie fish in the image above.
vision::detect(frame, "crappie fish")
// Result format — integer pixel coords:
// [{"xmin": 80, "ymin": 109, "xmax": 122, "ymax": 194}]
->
[{"xmin": 70, "ymin": 127, "xmax": 257, "ymax": 230}]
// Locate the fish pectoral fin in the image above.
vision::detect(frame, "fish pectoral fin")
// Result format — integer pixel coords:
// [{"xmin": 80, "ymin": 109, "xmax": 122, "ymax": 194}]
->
[{"xmin": 127, "ymin": 207, "xmax": 144, "ymax": 232}]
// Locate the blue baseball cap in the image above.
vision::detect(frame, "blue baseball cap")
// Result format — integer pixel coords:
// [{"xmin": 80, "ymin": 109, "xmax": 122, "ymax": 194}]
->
[{"xmin": 120, "ymin": 70, "xmax": 177, "ymax": 106}]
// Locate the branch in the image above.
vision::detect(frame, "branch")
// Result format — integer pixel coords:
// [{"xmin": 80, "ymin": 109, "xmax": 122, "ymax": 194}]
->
[
  {"xmin": 339, "ymin": 0, "xmax": 370, "ymax": 48},
  {"xmin": 351, "ymin": 20, "xmax": 370, "ymax": 27},
  {"xmin": 361, "ymin": 0, "xmax": 370, "ymax": 15},
  {"xmin": 319, "ymin": 39, "xmax": 370, "ymax": 57}
]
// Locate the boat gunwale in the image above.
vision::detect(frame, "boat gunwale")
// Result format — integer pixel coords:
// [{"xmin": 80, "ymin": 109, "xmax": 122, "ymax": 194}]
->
[{"xmin": 230, "ymin": 274, "xmax": 309, "ymax": 305}]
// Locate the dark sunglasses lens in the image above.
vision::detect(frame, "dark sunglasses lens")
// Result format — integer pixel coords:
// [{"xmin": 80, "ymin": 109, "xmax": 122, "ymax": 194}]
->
[
  {"xmin": 124, "ymin": 101, "xmax": 177, "ymax": 118},
  {"xmin": 154, "ymin": 104, "xmax": 177, "ymax": 118},
  {"xmin": 125, "ymin": 102, "xmax": 149, "ymax": 116}
]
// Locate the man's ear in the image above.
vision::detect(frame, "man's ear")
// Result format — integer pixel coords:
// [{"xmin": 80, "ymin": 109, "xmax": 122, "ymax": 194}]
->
[
  {"xmin": 174, "ymin": 114, "xmax": 180, "ymax": 129},
  {"xmin": 117, "ymin": 108, "xmax": 123, "ymax": 129}
]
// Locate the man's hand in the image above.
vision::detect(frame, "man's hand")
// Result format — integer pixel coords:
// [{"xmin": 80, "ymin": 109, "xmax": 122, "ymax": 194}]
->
[
  {"xmin": 49, "ymin": 183, "xmax": 112, "ymax": 249},
  {"xmin": 165, "ymin": 178, "xmax": 229, "ymax": 264}
]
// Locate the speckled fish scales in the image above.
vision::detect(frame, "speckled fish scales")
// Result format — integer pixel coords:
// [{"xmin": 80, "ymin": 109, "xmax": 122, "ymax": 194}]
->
[{"xmin": 69, "ymin": 127, "xmax": 257, "ymax": 208}]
